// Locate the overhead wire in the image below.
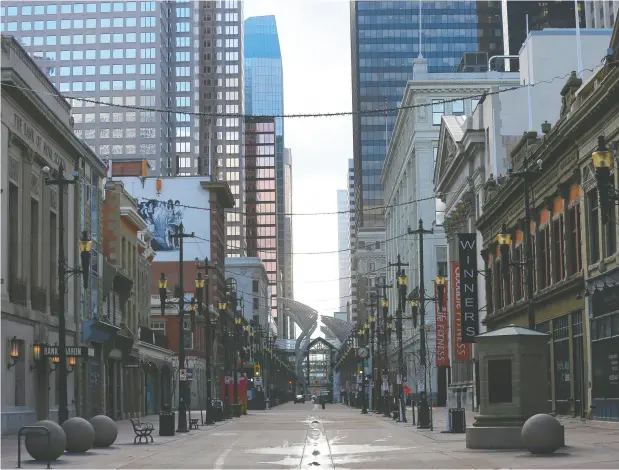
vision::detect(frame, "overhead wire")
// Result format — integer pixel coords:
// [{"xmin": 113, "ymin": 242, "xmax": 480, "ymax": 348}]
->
[{"xmin": 0, "ymin": 64, "xmax": 602, "ymax": 119}]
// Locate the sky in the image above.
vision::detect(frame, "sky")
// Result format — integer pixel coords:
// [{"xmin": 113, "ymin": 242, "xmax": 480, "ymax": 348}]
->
[{"xmin": 243, "ymin": 1, "xmax": 352, "ymax": 323}]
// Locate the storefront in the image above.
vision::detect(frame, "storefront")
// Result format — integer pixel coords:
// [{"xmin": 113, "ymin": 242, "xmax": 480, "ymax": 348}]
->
[
  {"xmin": 535, "ymin": 309, "xmax": 586, "ymax": 417},
  {"xmin": 590, "ymin": 284, "xmax": 619, "ymax": 421}
]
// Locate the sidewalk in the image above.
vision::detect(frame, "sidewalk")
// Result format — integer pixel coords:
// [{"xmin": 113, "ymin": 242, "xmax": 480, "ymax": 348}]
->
[{"xmin": 1, "ymin": 411, "xmax": 232, "ymax": 469}]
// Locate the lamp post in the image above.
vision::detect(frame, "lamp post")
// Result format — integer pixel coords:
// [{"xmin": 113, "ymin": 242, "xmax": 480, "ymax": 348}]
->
[
  {"xmin": 218, "ymin": 300, "xmax": 229, "ymax": 417},
  {"xmin": 169, "ymin": 223, "xmax": 195, "ymax": 433},
  {"xmin": 592, "ymin": 135, "xmax": 618, "ymax": 223},
  {"xmin": 369, "ymin": 305, "xmax": 376, "ymax": 412},
  {"xmin": 194, "ymin": 264, "xmax": 214, "ymax": 424},
  {"xmin": 233, "ymin": 299, "xmax": 242, "ymax": 416},
  {"xmin": 396, "ymin": 269, "xmax": 408, "ymax": 423},
  {"xmin": 42, "ymin": 163, "xmax": 92, "ymax": 425}
]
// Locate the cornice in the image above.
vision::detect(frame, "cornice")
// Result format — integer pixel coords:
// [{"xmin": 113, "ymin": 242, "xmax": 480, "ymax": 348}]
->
[{"xmin": 120, "ymin": 206, "xmax": 147, "ymax": 231}]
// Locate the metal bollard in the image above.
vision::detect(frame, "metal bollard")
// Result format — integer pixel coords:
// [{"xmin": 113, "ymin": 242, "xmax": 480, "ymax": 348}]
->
[{"xmin": 17, "ymin": 425, "xmax": 51, "ymax": 469}]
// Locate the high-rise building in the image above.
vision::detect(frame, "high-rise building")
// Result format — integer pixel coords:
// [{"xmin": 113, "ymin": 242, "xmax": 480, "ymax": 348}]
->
[
  {"xmin": 283, "ymin": 147, "xmax": 295, "ymax": 338},
  {"xmin": 349, "ymin": 1, "xmax": 585, "ymax": 231},
  {"xmin": 244, "ymin": 116, "xmax": 278, "ymax": 325},
  {"xmin": 337, "ymin": 189, "xmax": 350, "ymax": 317},
  {"xmin": 347, "ymin": 159, "xmax": 358, "ymax": 323},
  {"xmin": 350, "ymin": 1, "xmax": 504, "ymax": 230},
  {"xmin": 584, "ymin": 0, "xmax": 618, "ymax": 28},
  {"xmin": 0, "ymin": 0, "xmax": 246, "ymax": 255},
  {"xmin": 244, "ymin": 15, "xmax": 291, "ymax": 337}
]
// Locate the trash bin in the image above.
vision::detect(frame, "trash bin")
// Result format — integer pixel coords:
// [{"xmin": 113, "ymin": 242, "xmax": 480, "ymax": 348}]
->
[
  {"xmin": 212, "ymin": 400, "xmax": 223, "ymax": 422},
  {"xmin": 449, "ymin": 408, "xmax": 466, "ymax": 433},
  {"xmin": 159, "ymin": 404, "xmax": 175, "ymax": 436}
]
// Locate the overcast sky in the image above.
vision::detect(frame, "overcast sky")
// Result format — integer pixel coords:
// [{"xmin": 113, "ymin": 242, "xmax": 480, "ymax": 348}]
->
[{"xmin": 244, "ymin": 1, "xmax": 352, "ymax": 324}]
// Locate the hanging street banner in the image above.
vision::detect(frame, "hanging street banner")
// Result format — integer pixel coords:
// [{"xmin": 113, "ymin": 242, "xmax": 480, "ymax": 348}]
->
[
  {"xmin": 451, "ymin": 262, "xmax": 472, "ymax": 360},
  {"xmin": 458, "ymin": 233, "xmax": 479, "ymax": 343},
  {"xmin": 434, "ymin": 280, "xmax": 450, "ymax": 367}
]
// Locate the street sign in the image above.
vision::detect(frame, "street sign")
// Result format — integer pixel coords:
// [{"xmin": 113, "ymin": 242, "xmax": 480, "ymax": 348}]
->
[
  {"xmin": 187, "ymin": 369, "xmax": 194, "ymax": 381},
  {"xmin": 356, "ymin": 375, "xmax": 362, "ymax": 384},
  {"xmin": 381, "ymin": 382, "xmax": 389, "ymax": 392},
  {"xmin": 382, "ymin": 374, "xmax": 388, "ymax": 382},
  {"xmin": 43, "ymin": 345, "xmax": 89, "ymax": 358},
  {"xmin": 225, "ymin": 376, "xmax": 231, "ymax": 384},
  {"xmin": 254, "ymin": 377, "xmax": 263, "ymax": 386},
  {"xmin": 180, "ymin": 369, "xmax": 187, "ymax": 381},
  {"xmin": 396, "ymin": 374, "xmax": 402, "ymax": 385},
  {"xmin": 370, "ymin": 381, "xmax": 374, "ymax": 387}
]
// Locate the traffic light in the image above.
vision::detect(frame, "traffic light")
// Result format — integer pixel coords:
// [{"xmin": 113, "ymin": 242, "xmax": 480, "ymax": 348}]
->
[
  {"xmin": 253, "ymin": 364, "xmax": 261, "ymax": 377},
  {"xmin": 357, "ymin": 366, "xmax": 362, "ymax": 375}
]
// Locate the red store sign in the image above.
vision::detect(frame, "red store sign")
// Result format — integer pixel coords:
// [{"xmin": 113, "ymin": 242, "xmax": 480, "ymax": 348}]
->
[{"xmin": 435, "ymin": 280, "xmax": 450, "ymax": 367}]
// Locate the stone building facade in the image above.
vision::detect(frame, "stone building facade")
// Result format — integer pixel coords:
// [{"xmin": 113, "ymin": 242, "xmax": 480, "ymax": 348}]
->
[{"xmin": 1, "ymin": 36, "xmax": 106, "ymax": 433}]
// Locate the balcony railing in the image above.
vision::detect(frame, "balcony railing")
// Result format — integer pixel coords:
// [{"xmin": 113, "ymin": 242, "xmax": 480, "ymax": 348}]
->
[
  {"xmin": 9, "ymin": 277, "xmax": 28, "ymax": 306},
  {"xmin": 31, "ymin": 285, "xmax": 47, "ymax": 312}
]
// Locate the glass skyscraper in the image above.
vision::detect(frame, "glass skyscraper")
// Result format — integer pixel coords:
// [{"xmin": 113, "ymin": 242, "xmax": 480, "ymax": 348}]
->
[
  {"xmin": 350, "ymin": 0, "xmax": 503, "ymax": 229},
  {"xmin": 244, "ymin": 15, "xmax": 292, "ymax": 337}
]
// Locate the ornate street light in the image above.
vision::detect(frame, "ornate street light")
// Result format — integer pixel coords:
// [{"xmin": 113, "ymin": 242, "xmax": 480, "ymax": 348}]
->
[
  {"xmin": 78, "ymin": 231, "xmax": 92, "ymax": 289},
  {"xmin": 592, "ymin": 135, "xmax": 617, "ymax": 224},
  {"xmin": 497, "ymin": 223, "xmax": 512, "ymax": 281},
  {"xmin": 158, "ymin": 273, "xmax": 168, "ymax": 315},
  {"xmin": 435, "ymin": 273, "xmax": 446, "ymax": 312},
  {"xmin": 7, "ymin": 337, "xmax": 20, "ymax": 369}
]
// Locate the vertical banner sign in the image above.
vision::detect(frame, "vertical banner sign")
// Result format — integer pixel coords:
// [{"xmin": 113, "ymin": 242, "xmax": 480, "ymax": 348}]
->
[
  {"xmin": 452, "ymin": 262, "xmax": 472, "ymax": 360},
  {"xmin": 458, "ymin": 233, "xmax": 479, "ymax": 343},
  {"xmin": 434, "ymin": 281, "xmax": 450, "ymax": 367}
]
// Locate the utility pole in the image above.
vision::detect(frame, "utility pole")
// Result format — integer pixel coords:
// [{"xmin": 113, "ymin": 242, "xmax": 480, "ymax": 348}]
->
[
  {"xmin": 389, "ymin": 254, "xmax": 409, "ymax": 423},
  {"xmin": 408, "ymin": 219, "xmax": 434, "ymax": 428},
  {"xmin": 377, "ymin": 279, "xmax": 392, "ymax": 417},
  {"xmin": 368, "ymin": 294, "xmax": 376, "ymax": 412},
  {"xmin": 171, "ymin": 223, "xmax": 195, "ymax": 433},
  {"xmin": 195, "ymin": 257, "xmax": 214, "ymax": 424}
]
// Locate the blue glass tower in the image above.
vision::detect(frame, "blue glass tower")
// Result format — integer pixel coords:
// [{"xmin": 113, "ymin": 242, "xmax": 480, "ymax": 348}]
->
[
  {"xmin": 244, "ymin": 15, "xmax": 290, "ymax": 337},
  {"xmin": 350, "ymin": 1, "xmax": 503, "ymax": 229}
]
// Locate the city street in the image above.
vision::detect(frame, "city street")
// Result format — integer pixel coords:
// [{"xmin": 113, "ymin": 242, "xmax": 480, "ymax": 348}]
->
[{"xmin": 3, "ymin": 403, "xmax": 619, "ymax": 469}]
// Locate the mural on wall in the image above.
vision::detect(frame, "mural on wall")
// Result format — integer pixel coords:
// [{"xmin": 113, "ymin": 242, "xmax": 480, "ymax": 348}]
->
[
  {"xmin": 118, "ymin": 176, "xmax": 211, "ymax": 262},
  {"xmin": 138, "ymin": 199, "xmax": 185, "ymax": 251}
]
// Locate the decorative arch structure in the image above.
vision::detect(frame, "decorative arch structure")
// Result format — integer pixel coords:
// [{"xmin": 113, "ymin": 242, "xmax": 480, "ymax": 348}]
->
[
  {"xmin": 278, "ymin": 297, "xmax": 318, "ymax": 390},
  {"xmin": 321, "ymin": 315, "xmax": 355, "ymax": 343}
]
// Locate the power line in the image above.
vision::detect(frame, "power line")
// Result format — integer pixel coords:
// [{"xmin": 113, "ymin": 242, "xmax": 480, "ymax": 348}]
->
[{"xmin": 1, "ymin": 64, "xmax": 601, "ymax": 120}]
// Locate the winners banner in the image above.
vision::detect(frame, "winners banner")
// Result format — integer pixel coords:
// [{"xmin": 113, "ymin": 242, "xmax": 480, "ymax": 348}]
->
[
  {"xmin": 458, "ymin": 233, "xmax": 479, "ymax": 343},
  {"xmin": 451, "ymin": 261, "xmax": 472, "ymax": 360},
  {"xmin": 435, "ymin": 280, "xmax": 449, "ymax": 367}
]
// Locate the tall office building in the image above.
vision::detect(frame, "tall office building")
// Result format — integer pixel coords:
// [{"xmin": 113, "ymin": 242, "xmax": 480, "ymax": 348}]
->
[
  {"xmin": 337, "ymin": 189, "xmax": 350, "ymax": 319},
  {"xmin": 283, "ymin": 147, "xmax": 295, "ymax": 338},
  {"xmin": 244, "ymin": 15, "xmax": 291, "ymax": 337},
  {"xmin": 584, "ymin": 0, "xmax": 617, "ymax": 28},
  {"xmin": 349, "ymin": 0, "xmax": 584, "ymax": 231},
  {"xmin": 244, "ymin": 116, "xmax": 278, "ymax": 323},
  {"xmin": 347, "ymin": 159, "xmax": 357, "ymax": 323},
  {"xmin": 0, "ymin": 0, "xmax": 246, "ymax": 255}
]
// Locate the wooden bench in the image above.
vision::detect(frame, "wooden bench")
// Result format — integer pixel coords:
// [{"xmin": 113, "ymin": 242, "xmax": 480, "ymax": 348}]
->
[
  {"xmin": 189, "ymin": 418, "xmax": 199, "ymax": 430},
  {"xmin": 130, "ymin": 418, "xmax": 154, "ymax": 444}
]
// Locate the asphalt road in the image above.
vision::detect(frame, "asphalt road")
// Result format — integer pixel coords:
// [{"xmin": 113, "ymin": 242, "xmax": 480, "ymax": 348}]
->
[{"xmin": 4, "ymin": 403, "xmax": 619, "ymax": 468}]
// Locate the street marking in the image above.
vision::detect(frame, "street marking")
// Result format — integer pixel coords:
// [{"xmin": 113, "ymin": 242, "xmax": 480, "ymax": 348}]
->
[{"xmin": 214, "ymin": 438, "xmax": 240, "ymax": 469}]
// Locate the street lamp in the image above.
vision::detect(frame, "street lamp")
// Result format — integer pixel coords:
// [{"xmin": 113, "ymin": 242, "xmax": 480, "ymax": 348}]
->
[
  {"xmin": 396, "ymin": 269, "xmax": 408, "ymax": 423},
  {"xmin": 435, "ymin": 273, "xmax": 446, "ymax": 312},
  {"xmin": 233, "ymin": 308, "xmax": 242, "ymax": 416},
  {"xmin": 592, "ymin": 135, "xmax": 618, "ymax": 224},
  {"xmin": 158, "ymin": 273, "xmax": 168, "ymax": 315},
  {"xmin": 7, "ymin": 337, "xmax": 20, "ymax": 369},
  {"xmin": 42, "ymin": 163, "xmax": 90, "ymax": 425},
  {"xmin": 497, "ymin": 223, "xmax": 512, "ymax": 283},
  {"xmin": 194, "ymin": 263, "xmax": 214, "ymax": 425}
]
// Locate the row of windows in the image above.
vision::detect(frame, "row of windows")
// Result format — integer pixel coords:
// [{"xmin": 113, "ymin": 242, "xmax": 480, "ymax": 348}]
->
[
  {"xmin": 78, "ymin": 127, "xmax": 156, "ymax": 139},
  {"xmin": 72, "ymin": 111, "xmax": 157, "ymax": 124},
  {"xmin": 56, "ymin": 79, "xmax": 162, "ymax": 93},
  {"xmin": 358, "ymin": 27, "xmax": 479, "ymax": 39},
  {"xmin": 6, "ymin": 16, "xmax": 158, "ymax": 31},
  {"xmin": 70, "ymin": 142, "xmax": 157, "ymax": 156},
  {"xmin": 27, "ymin": 45, "xmax": 155, "ymax": 61},
  {"xmin": 57, "ymin": 63, "xmax": 157, "ymax": 76},
  {"xmin": 1, "ymin": 2, "xmax": 152, "ymax": 16},
  {"xmin": 71, "ymin": 95, "xmax": 155, "ymax": 108},
  {"xmin": 8, "ymin": 31, "xmax": 157, "ymax": 44}
]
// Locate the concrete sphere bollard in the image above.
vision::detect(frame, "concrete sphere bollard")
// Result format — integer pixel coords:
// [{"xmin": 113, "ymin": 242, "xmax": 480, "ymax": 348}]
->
[
  {"xmin": 89, "ymin": 415, "xmax": 118, "ymax": 448},
  {"xmin": 25, "ymin": 420, "xmax": 67, "ymax": 461},
  {"xmin": 521, "ymin": 413, "xmax": 563, "ymax": 454},
  {"xmin": 62, "ymin": 417, "xmax": 95, "ymax": 453}
]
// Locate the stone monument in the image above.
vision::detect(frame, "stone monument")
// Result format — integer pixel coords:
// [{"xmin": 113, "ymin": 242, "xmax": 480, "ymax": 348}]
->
[
  {"xmin": 90, "ymin": 415, "xmax": 118, "ymax": 447},
  {"xmin": 465, "ymin": 326, "xmax": 563, "ymax": 450},
  {"xmin": 25, "ymin": 420, "xmax": 67, "ymax": 461},
  {"xmin": 62, "ymin": 417, "xmax": 95, "ymax": 453}
]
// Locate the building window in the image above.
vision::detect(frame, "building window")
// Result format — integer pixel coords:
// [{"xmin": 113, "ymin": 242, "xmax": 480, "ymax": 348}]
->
[
  {"xmin": 252, "ymin": 280, "xmax": 259, "ymax": 293},
  {"xmin": 494, "ymin": 257, "xmax": 502, "ymax": 308},
  {"xmin": 432, "ymin": 99, "xmax": 444, "ymax": 125},
  {"xmin": 435, "ymin": 198, "xmax": 445, "ymax": 225},
  {"xmin": 513, "ymin": 243, "xmax": 524, "ymax": 301},
  {"xmin": 452, "ymin": 99, "xmax": 464, "ymax": 115},
  {"xmin": 539, "ymin": 224, "xmax": 551, "ymax": 289},
  {"xmin": 588, "ymin": 189, "xmax": 600, "ymax": 264},
  {"xmin": 568, "ymin": 203, "xmax": 582, "ymax": 275},
  {"xmin": 436, "ymin": 246, "xmax": 447, "ymax": 277},
  {"xmin": 552, "ymin": 215, "xmax": 565, "ymax": 283},
  {"xmin": 603, "ymin": 202, "xmax": 617, "ymax": 258}
]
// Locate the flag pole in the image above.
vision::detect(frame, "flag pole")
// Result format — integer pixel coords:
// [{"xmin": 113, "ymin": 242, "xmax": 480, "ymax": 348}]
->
[{"xmin": 574, "ymin": 0, "xmax": 583, "ymax": 78}]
